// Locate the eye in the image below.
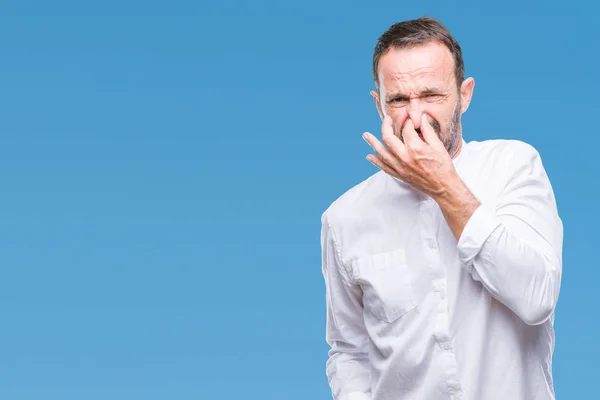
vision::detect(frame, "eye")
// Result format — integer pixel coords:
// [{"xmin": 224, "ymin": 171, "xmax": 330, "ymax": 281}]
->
[
  {"xmin": 390, "ymin": 97, "xmax": 408, "ymax": 104},
  {"xmin": 424, "ymin": 94, "xmax": 443, "ymax": 101}
]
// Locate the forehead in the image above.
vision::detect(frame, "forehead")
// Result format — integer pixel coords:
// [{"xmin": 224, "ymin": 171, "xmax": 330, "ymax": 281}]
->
[{"xmin": 377, "ymin": 42, "xmax": 455, "ymax": 93}]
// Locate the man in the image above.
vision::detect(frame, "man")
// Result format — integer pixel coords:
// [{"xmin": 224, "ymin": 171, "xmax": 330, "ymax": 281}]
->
[{"xmin": 320, "ymin": 17, "xmax": 563, "ymax": 400}]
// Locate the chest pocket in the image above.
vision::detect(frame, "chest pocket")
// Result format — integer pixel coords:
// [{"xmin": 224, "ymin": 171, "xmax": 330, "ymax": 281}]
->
[{"xmin": 351, "ymin": 248, "xmax": 417, "ymax": 323}]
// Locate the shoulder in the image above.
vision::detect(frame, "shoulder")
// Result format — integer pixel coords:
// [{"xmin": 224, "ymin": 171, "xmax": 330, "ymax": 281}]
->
[
  {"xmin": 465, "ymin": 138, "xmax": 540, "ymax": 160},
  {"xmin": 320, "ymin": 170, "xmax": 389, "ymax": 231},
  {"xmin": 463, "ymin": 138, "xmax": 545, "ymax": 175},
  {"xmin": 463, "ymin": 138, "xmax": 555, "ymax": 207}
]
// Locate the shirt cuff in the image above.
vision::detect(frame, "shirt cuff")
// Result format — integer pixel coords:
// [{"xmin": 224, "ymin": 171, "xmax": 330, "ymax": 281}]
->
[
  {"xmin": 339, "ymin": 393, "xmax": 372, "ymax": 400},
  {"xmin": 457, "ymin": 204, "xmax": 501, "ymax": 272}
]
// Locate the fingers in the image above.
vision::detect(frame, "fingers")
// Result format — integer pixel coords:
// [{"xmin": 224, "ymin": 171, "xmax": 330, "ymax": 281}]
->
[
  {"xmin": 381, "ymin": 115, "xmax": 406, "ymax": 158},
  {"xmin": 366, "ymin": 153, "xmax": 401, "ymax": 179},
  {"xmin": 363, "ymin": 131, "xmax": 403, "ymax": 172},
  {"xmin": 420, "ymin": 113, "xmax": 440, "ymax": 145},
  {"xmin": 401, "ymin": 118, "xmax": 423, "ymax": 150}
]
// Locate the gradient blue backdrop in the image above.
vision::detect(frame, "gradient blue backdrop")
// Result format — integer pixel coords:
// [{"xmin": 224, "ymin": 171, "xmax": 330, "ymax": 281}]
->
[{"xmin": 1, "ymin": 1, "xmax": 597, "ymax": 398}]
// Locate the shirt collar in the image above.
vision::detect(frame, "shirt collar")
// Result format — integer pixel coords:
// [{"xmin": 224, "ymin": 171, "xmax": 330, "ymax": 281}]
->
[{"xmin": 452, "ymin": 138, "xmax": 468, "ymax": 166}]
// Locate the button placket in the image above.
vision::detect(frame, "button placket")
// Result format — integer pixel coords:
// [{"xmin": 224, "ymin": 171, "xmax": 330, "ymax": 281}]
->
[
  {"xmin": 420, "ymin": 197, "xmax": 465, "ymax": 398},
  {"xmin": 419, "ymin": 198, "xmax": 443, "ymax": 280}
]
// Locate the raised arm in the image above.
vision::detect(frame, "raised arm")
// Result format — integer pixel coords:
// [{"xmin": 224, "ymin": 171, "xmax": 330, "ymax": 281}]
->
[{"xmin": 439, "ymin": 142, "xmax": 563, "ymax": 325}]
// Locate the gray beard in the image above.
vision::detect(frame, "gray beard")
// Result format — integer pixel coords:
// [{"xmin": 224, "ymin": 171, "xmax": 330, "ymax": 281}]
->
[{"xmin": 444, "ymin": 102, "xmax": 462, "ymax": 156}]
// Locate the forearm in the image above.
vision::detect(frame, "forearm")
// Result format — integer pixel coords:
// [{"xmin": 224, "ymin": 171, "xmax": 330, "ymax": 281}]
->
[
  {"xmin": 325, "ymin": 295, "xmax": 372, "ymax": 398},
  {"xmin": 324, "ymin": 275, "xmax": 373, "ymax": 399},
  {"xmin": 434, "ymin": 171, "xmax": 562, "ymax": 325},
  {"xmin": 326, "ymin": 348, "xmax": 372, "ymax": 400},
  {"xmin": 458, "ymin": 204, "xmax": 562, "ymax": 324}
]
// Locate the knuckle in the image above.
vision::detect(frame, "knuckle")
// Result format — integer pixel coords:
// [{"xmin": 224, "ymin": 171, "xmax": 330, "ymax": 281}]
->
[
  {"xmin": 382, "ymin": 151, "xmax": 393, "ymax": 165},
  {"xmin": 382, "ymin": 135, "xmax": 392, "ymax": 147}
]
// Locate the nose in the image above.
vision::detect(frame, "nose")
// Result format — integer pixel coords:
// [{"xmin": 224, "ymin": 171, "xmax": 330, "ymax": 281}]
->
[{"xmin": 406, "ymin": 99, "xmax": 423, "ymax": 131}]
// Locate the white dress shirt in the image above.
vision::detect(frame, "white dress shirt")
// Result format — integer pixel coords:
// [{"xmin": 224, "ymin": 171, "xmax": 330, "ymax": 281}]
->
[{"xmin": 321, "ymin": 139, "xmax": 563, "ymax": 400}]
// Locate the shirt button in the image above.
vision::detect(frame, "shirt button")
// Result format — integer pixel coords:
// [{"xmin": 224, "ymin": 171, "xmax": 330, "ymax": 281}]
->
[{"xmin": 426, "ymin": 238, "xmax": 437, "ymax": 249}]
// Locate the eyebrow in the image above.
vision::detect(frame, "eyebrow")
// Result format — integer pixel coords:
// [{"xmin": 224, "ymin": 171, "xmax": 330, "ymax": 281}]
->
[{"xmin": 421, "ymin": 87, "xmax": 443, "ymax": 94}]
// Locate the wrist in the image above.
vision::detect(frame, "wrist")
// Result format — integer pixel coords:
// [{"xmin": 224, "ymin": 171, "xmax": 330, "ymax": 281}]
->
[
  {"xmin": 434, "ymin": 173, "xmax": 466, "ymax": 204},
  {"xmin": 434, "ymin": 175, "xmax": 480, "ymax": 216},
  {"xmin": 434, "ymin": 176, "xmax": 481, "ymax": 239}
]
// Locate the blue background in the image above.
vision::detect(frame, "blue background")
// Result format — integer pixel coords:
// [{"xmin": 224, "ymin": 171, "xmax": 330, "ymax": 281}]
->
[{"xmin": 0, "ymin": 1, "xmax": 597, "ymax": 398}]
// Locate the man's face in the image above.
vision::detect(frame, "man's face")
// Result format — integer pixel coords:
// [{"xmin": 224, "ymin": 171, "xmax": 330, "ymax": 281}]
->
[{"xmin": 371, "ymin": 42, "xmax": 473, "ymax": 157}]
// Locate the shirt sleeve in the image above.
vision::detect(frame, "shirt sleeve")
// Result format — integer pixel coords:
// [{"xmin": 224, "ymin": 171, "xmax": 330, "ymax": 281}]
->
[
  {"xmin": 457, "ymin": 141, "xmax": 563, "ymax": 325},
  {"xmin": 321, "ymin": 213, "xmax": 372, "ymax": 399}
]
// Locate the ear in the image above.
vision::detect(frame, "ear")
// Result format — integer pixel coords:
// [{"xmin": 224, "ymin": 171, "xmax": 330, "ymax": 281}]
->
[
  {"xmin": 459, "ymin": 77, "xmax": 475, "ymax": 113},
  {"xmin": 370, "ymin": 90, "xmax": 384, "ymax": 120}
]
